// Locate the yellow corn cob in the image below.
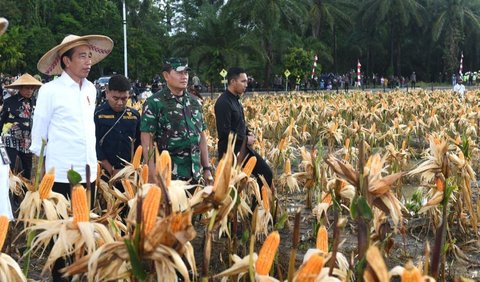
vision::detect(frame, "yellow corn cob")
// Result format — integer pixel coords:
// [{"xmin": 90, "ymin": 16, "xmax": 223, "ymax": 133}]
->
[
  {"xmin": 132, "ymin": 145, "xmax": 143, "ymax": 169},
  {"xmin": 122, "ymin": 179, "xmax": 135, "ymax": 198},
  {"xmin": 141, "ymin": 164, "xmax": 149, "ymax": 184},
  {"xmin": 295, "ymin": 254, "xmax": 325, "ymax": 282},
  {"xmin": 261, "ymin": 185, "xmax": 270, "ymax": 212},
  {"xmin": 213, "ymin": 158, "xmax": 225, "ymax": 191},
  {"xmin": 284, "ymin": 159, "xmax": 291, "ymax": 175},
  {"xmin": 321, "ymin": 193, "xmax": 332, "ymax": 204},
  {"xmin": 255, "ymin": 231, "xmax": 280, "ymax": 276},
  {"xmin": 142, "ymin": 185, "xmax": 162, "ymax": 236},
  {"xmin": 435, "ymin": 175, "xmax": 445, "ymax": 192},
  {"xmin": 157, "ymin": 150, "xmax": 172, "ymax": 187},
  {"xmin": 39, "ymin": 168, "xmax": 55, "ymax": 200},
  {"xmin": 0, "ymin": 215, "xmax": 9, "ymax": 251},
  {"xmin": 242, "ymin": 156, "xmax": 257, "ymax": 177},
  {"xmin": 402, "ymin": 260, "xmax": 422, "ymax": 282},
  {"xmin": 316, "ymin": 225, "xmax": 328, "ymax": 253},
  {"xmin": 72, "ymin": 185, "xmax": 89, "ymax": 223}
]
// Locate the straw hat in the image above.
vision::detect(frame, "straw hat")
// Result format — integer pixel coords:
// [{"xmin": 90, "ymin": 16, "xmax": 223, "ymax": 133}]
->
[
  {"xmin": 0, "ymin": 17, "xmax": 8, "ymax": 36},
  {"xmin": 4, "ymin": 73, "xmax": 43, "ymax": 89},
  {"xmin": 37, "ymin": 34, "xmax": 113, "ymax": 75}
]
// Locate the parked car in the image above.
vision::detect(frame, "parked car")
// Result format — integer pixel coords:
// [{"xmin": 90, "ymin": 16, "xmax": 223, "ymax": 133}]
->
[{"xmin": 96, "ymin": 76, "xmax": 111, "ymax": 87}]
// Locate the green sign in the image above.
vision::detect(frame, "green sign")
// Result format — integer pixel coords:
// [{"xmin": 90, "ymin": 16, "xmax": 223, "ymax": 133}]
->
[{"xmin": 284, "ymin": 69, "xmax": 291, "ymax": 78}]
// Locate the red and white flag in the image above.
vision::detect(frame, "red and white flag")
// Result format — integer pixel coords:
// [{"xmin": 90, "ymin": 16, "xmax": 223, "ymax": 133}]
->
[
  {"xmin": 357, "ymin": 60, "xmax": 361, "ymax": 86},
  {"xmin": 311, "ymin": 54, "xmax": 318, "ymax": 79},
  {"xmin": 459, "ymin": 52, "xmax": 463, "ymax": 75}
]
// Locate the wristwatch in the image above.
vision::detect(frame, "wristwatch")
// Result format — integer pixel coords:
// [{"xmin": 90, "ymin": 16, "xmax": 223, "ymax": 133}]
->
[{"xmin": 203, "ymin": 166, "xmax": 212, "ymax": 172}]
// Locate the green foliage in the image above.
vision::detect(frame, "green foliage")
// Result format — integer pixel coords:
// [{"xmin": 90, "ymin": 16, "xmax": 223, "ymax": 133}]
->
[
  {"xmin": 283, "ymin": 47, "xmax": 316, "ymax": 80},
  {"xmin": 67, "ymin": 169, "xmax": 82, "ymax": 186},
  {"xmin": 404, "ymin": 190, "xmax": 423, "ymax": 215},
  {"xmin": 350, "ymin": 195, "xmax": 373, "ymax": 221}
]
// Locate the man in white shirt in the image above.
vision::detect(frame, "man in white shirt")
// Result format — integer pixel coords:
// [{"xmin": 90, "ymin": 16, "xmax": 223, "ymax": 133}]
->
[
  {"xmin": 31, "ymin": 34, "xmax": 113, "ymax": 281},
  {"xmin": 453, "ymin": 77, "xmax": 466, "ymax": 101}
]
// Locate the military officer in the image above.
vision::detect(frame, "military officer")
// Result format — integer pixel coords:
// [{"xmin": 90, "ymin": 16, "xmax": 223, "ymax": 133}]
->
[
  {"xmin": 95, "ymin": 75, "xmax": 140, "ymax": 178},
  {"xmin": 140, "ymin": 58, "xmax": 213, "ymax": 185}
]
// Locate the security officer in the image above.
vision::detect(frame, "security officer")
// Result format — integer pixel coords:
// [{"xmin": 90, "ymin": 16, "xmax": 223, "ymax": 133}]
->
[
  {"xmin": 95, "ymin": 74, "xmax": 140, "ymax": 178},
  {"xmin": 140, "ymin": 57, "xmax": 213, "ymax": 185}
]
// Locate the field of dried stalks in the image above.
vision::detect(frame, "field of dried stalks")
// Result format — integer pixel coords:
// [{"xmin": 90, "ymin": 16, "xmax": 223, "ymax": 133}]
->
[{"xmin": 2, "ymin": 89, "xmax": 480, "ymax": 281}]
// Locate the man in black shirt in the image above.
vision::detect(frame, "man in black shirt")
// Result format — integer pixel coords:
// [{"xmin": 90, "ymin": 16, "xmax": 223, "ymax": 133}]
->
[
  {"xmin": 95, "ymin": 75, "xmax": 140, "ymax": 180},
  {"xmin": 214, "ymin": 67, "xmax": 273, "ymax": 189}
]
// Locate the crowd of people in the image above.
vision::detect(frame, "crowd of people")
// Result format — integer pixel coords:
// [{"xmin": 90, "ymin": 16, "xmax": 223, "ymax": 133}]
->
[{"xmin": 0, "ymin": 16, "xmax": 274, "ymax": 280}]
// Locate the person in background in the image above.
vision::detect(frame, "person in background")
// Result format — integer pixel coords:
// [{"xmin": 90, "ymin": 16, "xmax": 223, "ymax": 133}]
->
[
  {"xmin": 95, "ymin": 74, "xmax": 140, "ymax": 182},
  {"xmin": 0, "ymin": 73, "xmax": 42, "ymax": 179},
  {"xmin": 192, "ymin": 72, "xmax": 201, "ymax": 92},
  {"xmin": 453, "ymin": 77, "xmax": 466, "ymax": 101},
  {"xmin": 140, "ymin": 58, "xmax": 212, "ymax": 185},
  {"xmin": 31, "ymin": 34, "xmax": 113, "ymax": 281},
  {"xmin": 214, "ymin": 67, "xmax": 273, "ymax": 190}
]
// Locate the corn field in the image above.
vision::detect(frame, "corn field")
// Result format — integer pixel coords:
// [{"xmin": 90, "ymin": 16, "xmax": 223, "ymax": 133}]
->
[{"xmin": 2, "ymin": 89, "xmax": 480, "ymax": 281}]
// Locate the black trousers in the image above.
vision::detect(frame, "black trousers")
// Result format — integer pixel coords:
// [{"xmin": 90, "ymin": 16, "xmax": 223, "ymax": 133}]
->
[
  {"xmin": 51, "ymin": 181, "xmax": 96, "ymax": 282},
  {"xmin": 248, "ymin": 149, "xmax": 273, "ymax": 189},
  {"xmin": 6, "ymin": 147, "xmax": 32, "ymax": 179}
]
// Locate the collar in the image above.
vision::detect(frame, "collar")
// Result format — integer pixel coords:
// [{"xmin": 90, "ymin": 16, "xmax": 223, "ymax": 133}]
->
[
  {"xmin": 59, "ymin": 71, "xmax": 88, "ymax": 88},
  {"xmin": 163, "ymin": 87, "xmax": 189, "ymax": 101},
  {"xmin": 225, "ymin": 89, "xmax": 241, "ymax": 100}
]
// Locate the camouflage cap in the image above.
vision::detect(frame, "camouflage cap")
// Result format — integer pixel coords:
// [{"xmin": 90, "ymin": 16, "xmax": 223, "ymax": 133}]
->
[{"xmin": 163, "ymin": 57, "xmax": 191, "ymax": 72}]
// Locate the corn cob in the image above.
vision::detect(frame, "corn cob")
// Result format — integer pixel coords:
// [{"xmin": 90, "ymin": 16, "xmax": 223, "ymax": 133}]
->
[
  {"xmin": 141, "ymin": 164, "xmax": 149, "ymax": 184},
  {"xmin": 261, "ymin": 185, "xmax": 270, "ymax": 212},
  {"xmin": 122, "ymin": 179, "xmax": 135, "ymax": 198},
  {"xmin": 132, "ymin": 145, "xmax": 143, "ymax": 169},
  {"xmin": 158, "ymin": 150, "xmax": 172, "ymax": 187},
  {"xmin": 316, "ymin": 225, "xmax": 328, "ymax": 253},
  {"xmin": 142, "ymin": 185, "xmax": 162, "ymax": 236},
  {"xmin": 435, "ymin": 175, "xmax": 445, "ymax": 192},
  {"xmin": 284, "ymin": 159, "xmax": 291, "ymax": 175},
  {"xmin": 402, "ymin": 260, "xmax": 422, "ymax": 282},
  {"xmin": 0, "ymin": 215, "xmax": 9, "ymax": 251},
  {"xmin": 242, "ymin": 156, "xmax": 257, "ymax": 177},
  {"xmin": 255, "ymin": 230, "xmax": 280, "ymax": 276},
  {"xmin": 39, "ymin": 168, "xmax": 55, "ymax": 200},
  {"xmin": 294, "ymin": 254, "xmax": 325, "ymax": 282},
  {"xmin": 72, "ymin": 185, "xmax": 89, "ymax": 222}
]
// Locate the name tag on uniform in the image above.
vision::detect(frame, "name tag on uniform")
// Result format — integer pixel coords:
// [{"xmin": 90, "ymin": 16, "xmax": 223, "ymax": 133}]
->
[{"xmin": 0, "ymin": 144, "xmax": 10, "ymax": 165}]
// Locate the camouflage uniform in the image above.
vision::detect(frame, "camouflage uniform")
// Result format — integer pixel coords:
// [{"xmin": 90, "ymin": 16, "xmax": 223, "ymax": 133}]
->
[{"xmin": 140, "ymin": 87, "xmax": 205, "ymax": 182}]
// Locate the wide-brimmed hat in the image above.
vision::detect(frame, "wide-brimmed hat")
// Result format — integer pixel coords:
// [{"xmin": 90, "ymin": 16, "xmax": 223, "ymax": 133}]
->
[
  {"xmin": 0, "ymin": 18, "xmax": 8, "ymax": 36},
  {"xmin": 4, "ymin": 73, "xmax": 43, "ymax": 89},
  {"xmin": 162, "ymin": 57, "xmax": 191, "ymax": 72},
  {"xmin": 37, "ymin": 34, "xmax": 113, "ymax": 75}
]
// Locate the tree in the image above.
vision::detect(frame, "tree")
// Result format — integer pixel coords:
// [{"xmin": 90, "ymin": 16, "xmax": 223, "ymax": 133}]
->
[
  {"xmin": 431, "ymin": 0, "xmax": 480, "ymax": 73},
  {"xmin": 224, "ymin": 0, "xmax": 309, "ymax": 88},
  {"xmin": 358, "ymin": 0, "xmax": 425, "ymax": 75}
]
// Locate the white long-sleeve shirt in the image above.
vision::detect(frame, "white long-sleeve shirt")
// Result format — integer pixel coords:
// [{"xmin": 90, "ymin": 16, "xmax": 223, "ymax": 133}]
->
[{"xmin": 30, "ymin": 72, "xmax": 97, "ymax": 183}]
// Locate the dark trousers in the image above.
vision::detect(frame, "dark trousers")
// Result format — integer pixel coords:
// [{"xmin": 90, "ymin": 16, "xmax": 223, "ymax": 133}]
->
[
  {"xmin": 248, "ymin": 150, "xmax": 273, "ymax": 190},
  {"xmin": 6, "ymin": 147, "xmax": 32, "ymax": 179},
  {"xmin": 51, "ymin": 181, "xmax": 96, "ymax": 282}
]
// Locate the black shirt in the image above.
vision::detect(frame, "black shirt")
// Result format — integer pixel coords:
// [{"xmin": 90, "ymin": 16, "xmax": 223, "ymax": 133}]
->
[
  {"xmin": 94, "ymin": 103, "xmax": 140, "ymax": 169},
  {"xmin": 0, "ymin": 94, "xmax": 35, "ymax": 152},
  {"xmin": 214, "ymin": 90, "xmax": 248, "ymax": 158}
]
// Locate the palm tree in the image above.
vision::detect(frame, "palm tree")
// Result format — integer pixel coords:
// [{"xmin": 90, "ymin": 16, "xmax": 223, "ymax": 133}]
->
[
  {"xmin": 172, "ymin": 3, "xmax": 253, "ymax": 93},
  {"xmin": 431, "ymin": 0, "xmax": 480, "ymax": 73},
  {"xmin": 308, "ymin": 0, "xmax": 354, "ymax": 73},
  {"xmin": 358, "ymin": 0, "xmax": 425, "ymax": 76},
  {"xmin": 224, "ymin": 0, "xmax": 309, "ymax": 88}
]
